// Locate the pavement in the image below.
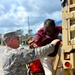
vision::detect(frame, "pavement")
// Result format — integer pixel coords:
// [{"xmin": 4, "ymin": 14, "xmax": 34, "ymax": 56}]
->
[
  {"xmin": 0, "ymin": 46, "xmax": 6, "ymax": 75},
  {"xmin": 0, "ymin": 59, "xmax": 4, "ymax": 75}
]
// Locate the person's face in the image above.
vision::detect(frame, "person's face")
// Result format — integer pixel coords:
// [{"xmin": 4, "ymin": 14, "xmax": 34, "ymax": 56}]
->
[
  {"xmin": 7, "ymin": 36, "xmax": 20, "ymax": 49},
  {"xmin": 44, "ymin": 24, "xmax": 55, "ymax": 35},
  {"xmin": 28, "ymin": 38, "xmax": 34, "ymax": 49}
]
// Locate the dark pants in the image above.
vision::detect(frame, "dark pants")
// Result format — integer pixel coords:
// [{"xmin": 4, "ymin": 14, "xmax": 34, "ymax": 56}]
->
[{"xmin": 30, "ymin": 72, "xmax": 45, "ymax": 75}]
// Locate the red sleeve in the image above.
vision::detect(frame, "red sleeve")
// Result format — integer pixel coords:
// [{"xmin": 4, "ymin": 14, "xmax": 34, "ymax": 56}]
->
[
  {"xmin": 34, "ymin": 33, "xmax": 42, "ymax": 45},
  {"xmin": 56, "ymin": 26, "xmax": 62, "ymax": 33},
  {"xmin": 34, "ymin": 28, "xmax": 44, "ymax": 46}
]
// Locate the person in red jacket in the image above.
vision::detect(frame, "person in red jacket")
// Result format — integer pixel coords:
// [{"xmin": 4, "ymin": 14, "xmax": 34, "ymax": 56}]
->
[
  {"xmin": 31, "ymin": 19, "xmax": 62, "ymax": 75},
  {"xmin": 27, "ymin": 37, "xmax": 45, "ymax": 75},
  {"xmin": 33, "ymin": 19, "xmax": 62, "ymax": 47}
]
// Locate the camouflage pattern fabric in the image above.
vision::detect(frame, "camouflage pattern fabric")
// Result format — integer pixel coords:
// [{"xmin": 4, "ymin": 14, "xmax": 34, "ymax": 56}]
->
[{"xmin": 2, "ymin": 44, "xmax": 54, "ymax": 75}]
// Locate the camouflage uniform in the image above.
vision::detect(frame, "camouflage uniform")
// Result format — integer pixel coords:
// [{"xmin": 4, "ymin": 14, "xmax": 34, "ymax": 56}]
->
[{"xmin": 2, "ymin": 44, "xmax": 54, "ymax": 75}]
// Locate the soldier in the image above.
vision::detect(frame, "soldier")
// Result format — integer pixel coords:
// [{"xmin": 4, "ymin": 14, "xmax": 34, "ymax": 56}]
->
[{"xmin": 2, "ymin": 31, "xmax": 60, "ymax": 75}]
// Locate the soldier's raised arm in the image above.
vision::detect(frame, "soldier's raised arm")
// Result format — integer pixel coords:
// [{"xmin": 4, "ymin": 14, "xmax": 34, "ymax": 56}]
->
[{"xmin": 17, "ymin": 39, "xmax": 60, "ymax": 63}]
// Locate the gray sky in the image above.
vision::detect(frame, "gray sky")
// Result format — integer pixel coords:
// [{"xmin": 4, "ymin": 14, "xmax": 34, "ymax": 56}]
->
[{"xmin": 0, "ymin": 0, "xmax": 62, "ymax": 35}]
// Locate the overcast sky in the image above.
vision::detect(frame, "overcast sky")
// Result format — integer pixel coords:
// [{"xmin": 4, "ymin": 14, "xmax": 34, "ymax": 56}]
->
[{"xmin": 0, "ymin": 0, "xmax": 62, "ymax": 35}]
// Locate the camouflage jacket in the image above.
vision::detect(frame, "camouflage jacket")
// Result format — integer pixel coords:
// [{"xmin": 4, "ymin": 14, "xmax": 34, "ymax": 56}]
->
[{"xmin": 2, "ymin": 44, "xmax": 54, "ymax": 75}]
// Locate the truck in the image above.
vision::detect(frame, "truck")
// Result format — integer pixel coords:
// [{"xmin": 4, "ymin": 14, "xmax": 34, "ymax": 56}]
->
[{"xmin": 55, "ymin": 0, "xmax": 75, "ymax": 75}]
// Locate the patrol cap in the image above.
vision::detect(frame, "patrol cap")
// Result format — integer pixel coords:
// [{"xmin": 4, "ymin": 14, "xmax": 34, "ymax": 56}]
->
[{"xmin": 2, "ymin": 31, "xmax": 21, "ymax": 41}]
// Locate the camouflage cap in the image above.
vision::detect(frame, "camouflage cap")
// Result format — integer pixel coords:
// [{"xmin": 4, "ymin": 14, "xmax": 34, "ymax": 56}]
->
[{"xmin": 2, "ymin": 31, "xmax": 20, "ymax": 41}]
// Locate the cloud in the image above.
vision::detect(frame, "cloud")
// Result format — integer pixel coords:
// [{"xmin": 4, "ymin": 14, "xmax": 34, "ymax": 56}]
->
[{"xmin": 0, "ymin": 0, "xmax": 62, "ymax": 35}]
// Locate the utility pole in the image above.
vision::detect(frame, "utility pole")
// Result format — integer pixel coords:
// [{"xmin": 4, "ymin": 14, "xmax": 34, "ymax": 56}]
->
[{"xmin": 28, "ymin": 17, "xmax": 30, "ymax": 36}]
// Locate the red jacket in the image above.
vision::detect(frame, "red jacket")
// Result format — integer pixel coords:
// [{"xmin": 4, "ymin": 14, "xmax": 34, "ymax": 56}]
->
[
  {"xmin": 29, "ymin": 59, "xmax": 44, "ymax": 72},
  {"xmin": 34, "ymin": 26, "xmax": 62, "ymax": 46}
]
